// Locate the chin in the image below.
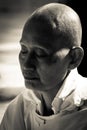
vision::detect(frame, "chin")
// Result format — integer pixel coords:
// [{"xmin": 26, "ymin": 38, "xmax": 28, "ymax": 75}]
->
[
  {"xmin": 25, "ymin": 79, "xmax": 42, "ymax": 90},
  {"xmin": 25, "ymin": 79, "xmax": 48, "ymax": 91},
  {"xmin": 24, "ymin": 78, "xmax": 55, "ymax": 91}
]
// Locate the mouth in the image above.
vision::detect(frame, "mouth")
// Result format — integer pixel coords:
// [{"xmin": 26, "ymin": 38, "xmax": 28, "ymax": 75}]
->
[
  {"xmin": 23, "ymin": 72, "xmax": 40, "ymax": 81},
  {"xmin": 24, "ymin": 76, "xmax": 40, "ymax": 80}
]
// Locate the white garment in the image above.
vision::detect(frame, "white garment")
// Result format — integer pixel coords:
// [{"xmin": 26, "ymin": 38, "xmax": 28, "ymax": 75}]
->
[
  {"xmin": 1, "ymin": 69, "xmax": 87, "ymax": 130},
  {"xmin": 23, "ymin": 69, "xmax": 87, "ymax": 130}
]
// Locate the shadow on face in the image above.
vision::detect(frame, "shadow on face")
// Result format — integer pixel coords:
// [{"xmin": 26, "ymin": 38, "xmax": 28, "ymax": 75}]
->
[{"xmin": 19, "ymin": 3, "xmax": 83, "ymax": 91}]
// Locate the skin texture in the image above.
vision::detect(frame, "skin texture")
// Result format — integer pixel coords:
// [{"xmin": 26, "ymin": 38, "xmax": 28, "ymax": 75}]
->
[{"xmin": 19, "ymin": 3, "xmax": 84, "ymax": 110}]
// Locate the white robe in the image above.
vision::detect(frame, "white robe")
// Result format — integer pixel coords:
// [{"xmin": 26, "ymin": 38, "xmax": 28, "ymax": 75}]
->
[{"xmin": 1, "ymin": 69, "xmax": 87, "ymax": 130}]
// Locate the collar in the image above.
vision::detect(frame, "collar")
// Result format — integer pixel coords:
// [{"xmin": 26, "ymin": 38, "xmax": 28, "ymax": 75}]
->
[{"xmin": 52, "ymin": 69, "xmax": 78, "ymax": 114}]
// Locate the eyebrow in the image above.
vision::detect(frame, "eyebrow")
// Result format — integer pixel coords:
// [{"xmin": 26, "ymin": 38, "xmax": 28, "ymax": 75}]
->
[
  {"xmin": 35, "ymin": 46, "xmax": 52, "ymax": 55},
  {"xmin": 19, "ymin": 41, "xmax": 52, "ymax": 55}
]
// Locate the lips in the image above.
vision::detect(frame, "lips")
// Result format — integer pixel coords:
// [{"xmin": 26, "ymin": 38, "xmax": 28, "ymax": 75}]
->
[{"xmin": 23, "ymin": 71, "xmax": 39, "ymax": 80}]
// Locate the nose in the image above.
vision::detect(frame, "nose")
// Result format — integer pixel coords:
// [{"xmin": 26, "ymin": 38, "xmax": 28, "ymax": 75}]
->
[{"xmin": 24, "ymin": 51, "xmax": 36, "ymax": 71}]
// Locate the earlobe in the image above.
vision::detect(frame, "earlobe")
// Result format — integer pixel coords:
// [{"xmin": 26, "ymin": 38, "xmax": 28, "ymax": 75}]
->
[{"xmin": 68, "ymin": 46, "xmax": 84, "ymax": 70}]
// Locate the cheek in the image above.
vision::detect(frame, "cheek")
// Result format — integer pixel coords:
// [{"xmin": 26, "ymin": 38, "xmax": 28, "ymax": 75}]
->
[
  {"xmin": 37, "ymin": 62, "xmax": 61, "ymax": 84},
  {"xmin": 37, "ymin": 58, "xmax": 68, "ymax": 85}
]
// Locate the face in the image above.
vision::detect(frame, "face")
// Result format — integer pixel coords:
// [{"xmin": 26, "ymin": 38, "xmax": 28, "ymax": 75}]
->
[{"xmin": 19, "ymin": 23, "xmax": 70, "ymax": 91}]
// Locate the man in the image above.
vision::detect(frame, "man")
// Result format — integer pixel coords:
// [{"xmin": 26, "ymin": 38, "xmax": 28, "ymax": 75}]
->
[{"xmin": 0, "ymin": 3, "xmax": 87, "ymax": 130}]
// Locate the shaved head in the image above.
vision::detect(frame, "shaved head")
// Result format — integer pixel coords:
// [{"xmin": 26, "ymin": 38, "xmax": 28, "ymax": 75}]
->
[
  {"xmin": 21, "ymin": 3, "xmax": 82, "ymax": 49},
  {"xmin": 19, "ymin": 3, "xmax": 83, "ymax": 91}
]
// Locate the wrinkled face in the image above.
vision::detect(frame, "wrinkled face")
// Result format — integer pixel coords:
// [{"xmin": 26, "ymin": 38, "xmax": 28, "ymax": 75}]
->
[{"xmin": 19, "ymin": 22, "xmax": 70, "ymax": 91}]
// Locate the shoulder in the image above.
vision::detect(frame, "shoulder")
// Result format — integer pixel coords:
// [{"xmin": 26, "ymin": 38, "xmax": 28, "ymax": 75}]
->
[
  {"xmin": 77, "ymin": 73, "xmax": 87, "ymax": 85},
  {"xmin": 0, "ymin": 92, "xmax": 26, "ymax": 130},
  {"xmin": 5, "ymin": 88, "xmax": 41, "ymax": 114},
  {"xmin": 2, "ymin": 89, "xmax": 36, "ymax": 117},
  {"xmin": 74, "ymin": 74, "xmax": 87, "ymax": 103},
  {"xmin": 4, "ymin": 88, "xmax": 39, "ymax": 112},
  {"xmin": 0, "ymin": 89, "xmax": 41, "ymax": 130},
  {"xmin": 60, "ymin": 72, "xmax": 87, "ymax": 112}
]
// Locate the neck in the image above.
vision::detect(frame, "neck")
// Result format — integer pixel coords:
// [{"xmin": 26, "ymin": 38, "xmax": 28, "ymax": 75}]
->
[
  {"xmin": 40, "ymin": 73, "xmax": 69, "ymax": 109},
  {"xmin": 37, "ymin": 82, "xmax": 63, "ymax": 114},
  {"xmin": 34, "ymin": 72, "xmax": 70, "ymax": 115}
]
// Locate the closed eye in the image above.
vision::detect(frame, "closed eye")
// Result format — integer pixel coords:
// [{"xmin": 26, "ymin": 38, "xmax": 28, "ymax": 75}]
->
[
  {"xmin": 35, "ymin": 48, "xmax": 49, "ymax": 58},
  {"xmin": 21, "ymin": 45, "xmax": 28, "ymax": 54}
]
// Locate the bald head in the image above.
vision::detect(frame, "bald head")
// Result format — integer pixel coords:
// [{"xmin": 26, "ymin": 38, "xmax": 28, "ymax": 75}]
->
[
  {"xmin": 21, "ymin": 3, "xmax": 82, "ymax": 49},
  {"xmin": 20, "ymin": 3, "xmax": 84, "ymax": 90}
]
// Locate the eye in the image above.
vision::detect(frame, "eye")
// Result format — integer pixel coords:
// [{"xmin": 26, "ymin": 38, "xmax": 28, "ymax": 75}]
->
[
  {"xmin": 20, "ymin": 45, "xmax": 28, "ymax": 55},
  {"xmin": 35, "ymin": 48, "xmax": 48, "ymax": 58}
]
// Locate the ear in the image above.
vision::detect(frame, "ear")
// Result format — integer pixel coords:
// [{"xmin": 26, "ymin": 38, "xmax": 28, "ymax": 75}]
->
[{"xmin": 68, "ymin": 46, "xmax": 84, "ymax": 70}]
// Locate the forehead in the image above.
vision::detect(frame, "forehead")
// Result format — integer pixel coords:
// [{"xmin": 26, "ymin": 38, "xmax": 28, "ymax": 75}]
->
[
  {"xmin": 20, "ymin": 31, "xmax": 67, "ymax": 54},
  {"xmin": 20, "ymin": 21, "xmax": 67, "ymax": 53}
]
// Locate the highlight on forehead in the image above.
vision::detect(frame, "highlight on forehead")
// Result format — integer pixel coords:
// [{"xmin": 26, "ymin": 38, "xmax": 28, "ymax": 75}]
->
[{"xmin": 22, "ymin": 3, "xmax": 82, "ymax": 48}]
